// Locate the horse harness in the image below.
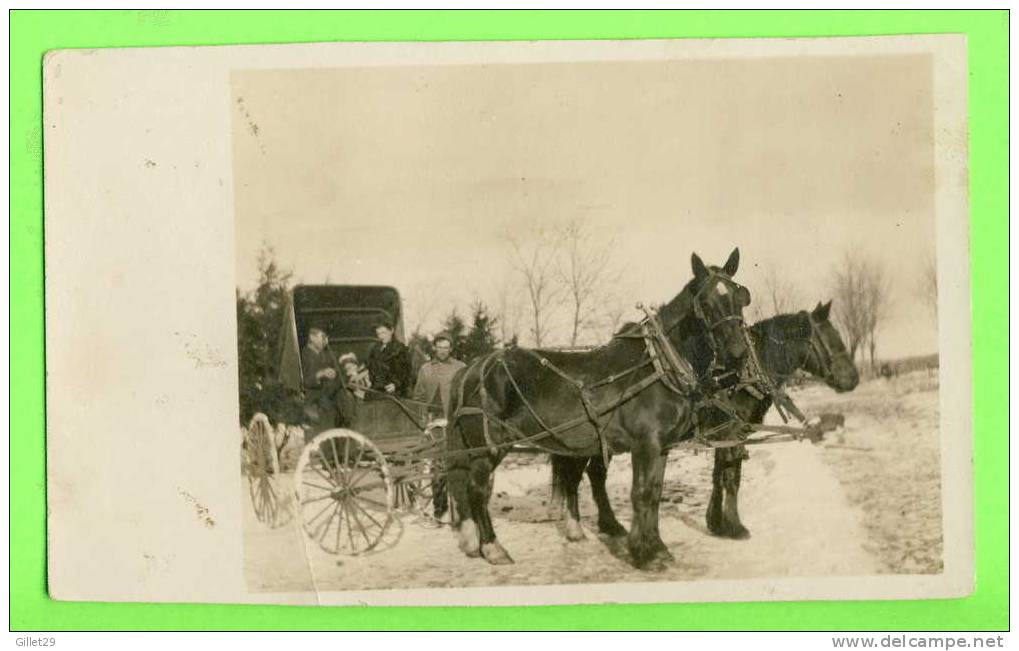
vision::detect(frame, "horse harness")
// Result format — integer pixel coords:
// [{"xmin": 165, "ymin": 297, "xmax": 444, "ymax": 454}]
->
[
  {"xmin": 449, "ymin": 272, "xmax": 775, "ymax": 466},
  {"xmin": 700, "ymin": 312, "xmax": 848, "ymax": 444},
  {"xmin": 754, "ymin": 312, "xmax": 850, "ymax": 393},
  {"xmin": 804, "ymin": 314, "xmax": 854, "ymax": 387}
]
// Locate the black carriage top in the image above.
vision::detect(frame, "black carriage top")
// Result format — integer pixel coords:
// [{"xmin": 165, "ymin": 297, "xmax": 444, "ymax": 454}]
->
[{"xmin": 278, "ymin": 284, "xmax": 406, "ymax": 394}]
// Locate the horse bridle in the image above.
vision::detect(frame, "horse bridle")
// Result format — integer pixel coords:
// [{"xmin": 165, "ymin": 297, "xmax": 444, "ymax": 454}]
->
[
  {"xmin": 687, "ymin": 270, "xmax": 752, "ymax": 369},
  {"xmin": 452, "ymin": 269, "xmax": 757, "ymax": 463},
  {"xmin": 805, "ymin": 314, "xmax": 852, "ymax": 385}
]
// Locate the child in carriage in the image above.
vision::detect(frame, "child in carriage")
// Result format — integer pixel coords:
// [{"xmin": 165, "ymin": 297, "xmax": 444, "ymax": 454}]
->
[{"xmin": 339, "ymin": 352, "xmax": 371, "ymax": 400}]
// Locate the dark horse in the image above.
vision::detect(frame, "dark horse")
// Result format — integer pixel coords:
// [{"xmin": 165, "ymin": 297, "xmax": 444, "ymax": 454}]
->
[
  {"xmin": 548, "ymin": 300, "xmax": 859, "ymax": 544},
  {"xmin": 446, "ymin": 249, "xmax": 752, "ymax": 569}
]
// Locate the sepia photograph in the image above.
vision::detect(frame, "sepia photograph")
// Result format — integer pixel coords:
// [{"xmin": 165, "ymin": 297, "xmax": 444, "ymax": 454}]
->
[
  {"xmin": 42, "ymin": 34, "xmax": 972, "ymax": 607},
  {"xmin": 229, "ymin": 39, "xmax": 967, "ymax": 596}
]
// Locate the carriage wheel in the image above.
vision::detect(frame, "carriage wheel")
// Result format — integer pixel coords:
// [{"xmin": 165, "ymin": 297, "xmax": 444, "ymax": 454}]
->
[
  {"xmin": 244, "ymin": 413, "xmax": 294, "ymax": 528},
  {"xmin": 294, "ymin": 429, "xmax": 394, "ymax": 555},
  {"xmin": 392, "ymin": 421, "xmax": 446, "ymax": 516},
  {"xmin": 392, "ymin": 462, "xmax": 436, "ymax": 516}
]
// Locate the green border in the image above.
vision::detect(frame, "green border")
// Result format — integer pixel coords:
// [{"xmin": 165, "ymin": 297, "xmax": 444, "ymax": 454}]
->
[{"xmin": 10, "ymin": 9, "xmax": 1008, "ymax": 631}]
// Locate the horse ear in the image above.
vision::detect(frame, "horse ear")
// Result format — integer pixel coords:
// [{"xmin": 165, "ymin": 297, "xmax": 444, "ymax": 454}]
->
[
  {"xmin": 691, "ymin": 253, "xmax": 708, "ymax": 279},
  {"xmin": 813, "ymin": 300, "xmax": 832, "ymax": 321},
  {"xmin": 723, "ymin": 247, "xmax": 740, "ymax": 276}
]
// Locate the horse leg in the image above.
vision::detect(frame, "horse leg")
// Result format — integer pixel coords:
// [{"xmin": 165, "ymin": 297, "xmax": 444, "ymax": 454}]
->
[
  {"xmin": 550, "ymin": 455, "xmax": 587, "ymax": 542},
  {"xmin": 720, "ymin": 445, "xmax": 750, "ymax": 539},
  {"xmin": 469, "ymin": 455, "xmax": 514, "ymax": 565},
  {"xmin": 708, "ymin": 446, "xmax": 750, "ymax": 539},
  {"xmin": 647, "ymin": 451, "xmax": 674, "ymax": 562},
  {"xmin": 628, "ymin": 443, "xmax": 671, "ymax": 569},
  {"xmin": 586, "ymin": 454, "xmax": 627, "ymax": 537},
  {"xmin": 446, "ymin": 462, "xmax": 480, "ymax": 558},
  {"xmin": 706, "ymin": 449, "xmax": 726, "ymax": 535},
  {"xmin": 445, "ymin": 414, "xmax": 482, "ymax": 558}
]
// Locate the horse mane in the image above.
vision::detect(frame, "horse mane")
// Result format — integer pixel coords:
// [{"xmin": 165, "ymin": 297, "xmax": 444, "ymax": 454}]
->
[
  {"xmin": 612, "ymin": 321, "xmax": 642, "ymax": 338},
  {"xmin": 659, "ymin": 275, "xmax": 716, "ymax": 377},
  {"xmin": 749, "ymin": 311, "xmax": 812, "ymax": 379},
  {"xmin": 657, "ymin": 280, "xmax": 696, "ymax": 329},
  {"xmin": 750, "ymin": 311, "xmax": 811, "ymax": 343}
]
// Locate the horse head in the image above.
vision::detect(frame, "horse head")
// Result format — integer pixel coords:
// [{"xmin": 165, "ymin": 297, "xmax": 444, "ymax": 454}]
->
[
  {"xmin": 801, "ymin": 300, "xmax": 859, "ymax": 392},
  {"xmin": 683, "ymin": 247, "xmax": 752, "ymax": 367}
]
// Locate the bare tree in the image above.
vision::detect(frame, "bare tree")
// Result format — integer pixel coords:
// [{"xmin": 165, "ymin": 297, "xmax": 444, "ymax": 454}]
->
[
  {"xmin": 491, "ymin": 276, "xmax": 524, "ymax": 346},
  {"xmin": 504, "ymin": 226, "xmax": 564, "ymax": 347},
  {"xmin": 604, "ymin": 303, "xmax": 629, "ymax": 339},
  {"xmin": 555, "ymin": 217, "xmax": 622, "ymax": 347},
  {"xmin": 749, "ymin": 262, "xmax": 802, "ymax": 322},
  {"xmin": 403, "ymin": 281, "xmax": 447, "ymax": 339},
  {"xmin": 830, "ymin": 248, "xmax": 891, "ymax": 368},
  {"xmin": 862, "ymin": 266, "xmax": 891, "ymax": 369}
]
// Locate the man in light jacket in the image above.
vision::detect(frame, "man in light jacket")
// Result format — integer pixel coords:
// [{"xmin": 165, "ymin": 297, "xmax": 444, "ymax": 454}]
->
[
  {"xmin": 412, "ymin": 333, "xmax": 465, "ymax": 523},
  {"xmin": 412, "ymin": 334, "xmax": 466, "ymax": 417}
]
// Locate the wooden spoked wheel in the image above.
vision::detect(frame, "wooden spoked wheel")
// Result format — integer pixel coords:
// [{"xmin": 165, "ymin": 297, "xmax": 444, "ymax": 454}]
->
[
  {"xmin": 392, "ymin": 461, "xmax": 436, "ymax": 517},
  {"xmin": 392, "ymin": 421, "xmax": 446, "ymax": 517},
  {"xmin": 244, "ymin": 413, "xmax": 293, "ymax": 528},
  {"xmin": 294, "ymin": 429, "xmax": 394, "ymax": 555}
]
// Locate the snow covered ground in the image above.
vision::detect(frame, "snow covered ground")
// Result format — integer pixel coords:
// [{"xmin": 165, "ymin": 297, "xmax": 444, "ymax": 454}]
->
[{"xmin": 242, "ymin": 371, "xmax": 941, "ymax": 592}]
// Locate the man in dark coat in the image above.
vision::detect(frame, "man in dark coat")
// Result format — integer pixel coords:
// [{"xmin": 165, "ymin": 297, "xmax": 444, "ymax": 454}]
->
[
  {"xmin": 301, "ymin": 327, "xmax": 344, "ymax": 430},
  {"xmin": 366, "ymin": 321, "xmax": 412, "ymax": 398}
]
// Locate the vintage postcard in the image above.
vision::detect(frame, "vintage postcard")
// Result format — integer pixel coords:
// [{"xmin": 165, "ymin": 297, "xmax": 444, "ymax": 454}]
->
[{"xmin": 44, "ymin": 35, "xmax": 971, "ymax": 606}]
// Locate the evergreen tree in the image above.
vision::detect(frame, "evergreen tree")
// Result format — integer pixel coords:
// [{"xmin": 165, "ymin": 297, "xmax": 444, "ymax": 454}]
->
[
  {"xmin": 441, "ymin": 309, "xmax": 468, "ymax": 359},
  {"xmin": 236, "ymin": 246, "xmax": 302, "ymax": 425},
  {"xmin": 462, "ymin": 300, "xmax": 499, "ymax": 363},
  {"xmin": 407, "ymin": 328, "xmax": 434, "ymax": 365}
]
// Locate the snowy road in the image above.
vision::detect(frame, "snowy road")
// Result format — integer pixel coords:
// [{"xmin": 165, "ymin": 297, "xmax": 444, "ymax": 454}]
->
[{"xmin": 244, "ymin": 374, "xmax": 944, "ymax": 593}]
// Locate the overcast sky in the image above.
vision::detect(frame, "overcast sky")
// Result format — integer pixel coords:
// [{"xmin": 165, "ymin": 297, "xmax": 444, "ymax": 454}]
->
[{"xmin": 232, "ymin": 54, "xmax": 938, "ymax": 358}]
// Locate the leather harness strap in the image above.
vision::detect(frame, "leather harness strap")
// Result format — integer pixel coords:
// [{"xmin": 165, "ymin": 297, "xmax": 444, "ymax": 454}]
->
[
  {"xmin": 450, "ymin": 304, "xmax": 723, "ymax": 462},
  {"xmin": 446, "ymin": 272, "xmax": 810, "ymax": 459}
]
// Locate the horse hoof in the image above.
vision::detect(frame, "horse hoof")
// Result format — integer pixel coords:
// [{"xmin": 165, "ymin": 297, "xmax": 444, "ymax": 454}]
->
[
  {"xmin": 628, "ymin": 540, "xmax": 661, "ymax": 570},
  {"xmin": 458, "ymin": 519, "xmax": 481, "ymax": 557},
  {"xmin": 599, "ymin": 520, "xmax": 628, "ymax": 537},
  {"xmin": 564, "ymin": 520, "xmax": 586, "ymax": 542},
  {"xmin": 715, "ymin": 520, "xmax": 750, "ymax": 540},
  {"xmin": 644, "ymin": 556, "xmax": 672, "ymax": 573},
  {"xmin": 631, "ymin": 552, "xmax": 670, "ymax": 572},
  {"xmin": 481, "ymin": 542, "xmax": 515, "ymax": 565}
]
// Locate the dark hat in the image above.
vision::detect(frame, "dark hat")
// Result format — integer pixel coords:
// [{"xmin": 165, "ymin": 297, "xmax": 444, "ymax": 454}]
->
[{"xmin": 433, "ymin": 332, "xmax": 453, "ymax": 345}]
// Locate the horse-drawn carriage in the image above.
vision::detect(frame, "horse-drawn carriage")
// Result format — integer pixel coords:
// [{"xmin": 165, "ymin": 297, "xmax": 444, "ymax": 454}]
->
[
  {"xmin": 243, "ymin": 256, "xmax": 855, "ymax": 567},
  {"xmin": 243, "ymin": 284, "xmax": 450, "ymax": 554}
]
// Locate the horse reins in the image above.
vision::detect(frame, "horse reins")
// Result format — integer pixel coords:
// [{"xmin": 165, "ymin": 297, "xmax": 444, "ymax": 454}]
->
[
  {"xmin": 707, "ymin": 312, "xmax": 845, "ymax": 433},
  {"xmin": 690, "ymin": 272, "xmax": 751, "ymax": 366},
  {"xmin": 449, "ymin": 270, "xmax": 758, "ymax": 465},
  {"xmin": 805, "ymin": 314, "xmax": 853, "ymax": 387}
]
